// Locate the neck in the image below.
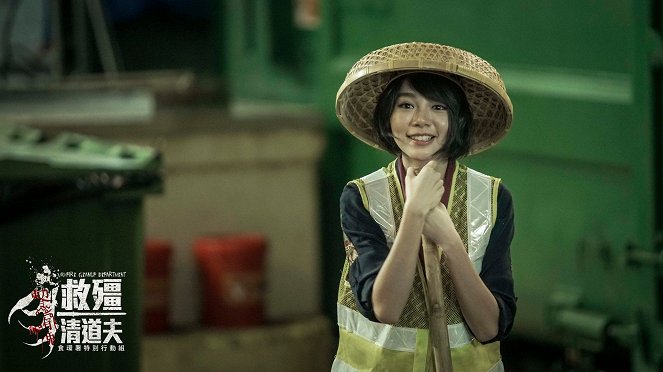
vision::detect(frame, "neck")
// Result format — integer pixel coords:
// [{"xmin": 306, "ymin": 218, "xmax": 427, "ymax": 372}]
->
[{"xmin": 401, "ymin": 156, "xmax": 448, "ymax": 174}]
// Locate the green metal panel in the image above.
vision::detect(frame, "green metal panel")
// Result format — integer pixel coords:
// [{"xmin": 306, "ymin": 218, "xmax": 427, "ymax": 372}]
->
[
  {"xmin": 224, "ymin": 0, "xmax": 317, "ymax": 102},
  {"xmin": 317, "ymin": 1, "xmax": 663, "ymax": 369},
  {"xmin": 222, "ymin": 0, "xmax": 663, "ymax": 369}
]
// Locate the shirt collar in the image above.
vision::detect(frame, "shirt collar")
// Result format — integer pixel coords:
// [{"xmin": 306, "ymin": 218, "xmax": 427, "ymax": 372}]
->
[{"xmin": 396, "ymin": 156, "xmax": 455, "ymax": 207}]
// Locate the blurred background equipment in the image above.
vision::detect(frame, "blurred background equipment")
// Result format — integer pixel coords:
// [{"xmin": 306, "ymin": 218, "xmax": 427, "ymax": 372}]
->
[
  {"xmin": 194, "ymin": 233, "xmax": 267, "ymax": 328},
  {"xmin": 1, "ymin": 0, "xmax": 662, "ymax": 371},
  {"xmin": 0, "ymin": 124, "xmax": 162, "ymax": 371},
  {"xmin": 144, "ymin": 239, "xmax": 172, "ymax": 334}
]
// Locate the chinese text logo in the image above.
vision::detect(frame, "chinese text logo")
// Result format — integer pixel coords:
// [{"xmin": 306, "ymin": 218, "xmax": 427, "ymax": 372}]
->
[{"xmin": 7, "ymin": 260, "xmax": 127, "ymax": 359}]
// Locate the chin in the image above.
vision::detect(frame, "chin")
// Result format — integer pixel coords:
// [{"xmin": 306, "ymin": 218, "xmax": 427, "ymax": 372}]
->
[{"xmin": 411, "ymin": 152, "xmax": 438, "ymax": 162}]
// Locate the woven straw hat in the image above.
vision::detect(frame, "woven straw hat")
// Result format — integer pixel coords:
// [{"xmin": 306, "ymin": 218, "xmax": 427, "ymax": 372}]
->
[{"xmin": 336, "ymin": 42, "xmax": 513, "ymax": 155}]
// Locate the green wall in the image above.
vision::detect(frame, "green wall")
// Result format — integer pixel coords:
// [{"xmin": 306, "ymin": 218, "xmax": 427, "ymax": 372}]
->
[{"xmin": 223, "ymin": 1, "xmax": 662, "ymax": 369}]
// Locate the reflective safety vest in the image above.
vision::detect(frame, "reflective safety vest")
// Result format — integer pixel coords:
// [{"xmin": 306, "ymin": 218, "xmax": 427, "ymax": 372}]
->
[{"xmin": 333, "ymin": 160, "xmax": 503, "ymax": 372}]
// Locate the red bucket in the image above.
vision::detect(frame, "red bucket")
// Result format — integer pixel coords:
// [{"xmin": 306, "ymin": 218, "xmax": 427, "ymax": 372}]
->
[
  {"xmin": 144, "ymin": 239, "xmax": 172, "ymax": 333},
  {"xmin": 194, "ymin": 233, "xmax": 266, "ymax": 328}
]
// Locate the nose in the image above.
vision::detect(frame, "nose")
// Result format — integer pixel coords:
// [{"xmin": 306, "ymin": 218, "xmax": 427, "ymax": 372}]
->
[{"xmin": 410, "ymin": 108, "xmax": 431, "ymax": 127}]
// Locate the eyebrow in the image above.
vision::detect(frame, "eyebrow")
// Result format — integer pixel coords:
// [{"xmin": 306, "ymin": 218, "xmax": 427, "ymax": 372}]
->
[
  {"xmin": 395, "ymin": 92, "xmax": 447, "ymax": 107},
  {"xmin": 395, "ymin": 92, "xmax": 416, "ymax": 99}
]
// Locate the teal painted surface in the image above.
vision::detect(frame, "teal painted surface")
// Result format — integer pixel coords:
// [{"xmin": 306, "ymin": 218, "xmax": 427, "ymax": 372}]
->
[
  {"xmin": 224, "ymin": 0, "xmax": 318, "ymax": 102},
  {"xmin": 223, "ymin": 0, "xmax": 662, "ymax": 369},
  {"xmin": 319, "ymin": 5, "xmax": 660, "ymax": 364}
]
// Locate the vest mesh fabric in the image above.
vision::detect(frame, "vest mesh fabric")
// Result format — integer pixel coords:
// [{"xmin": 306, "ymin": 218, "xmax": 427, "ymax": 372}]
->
[
  {"xmin": 337, "ymin": 243, "xmax": 357, "ymax": 311},
  {"xmin": 444, "ymin": 165, "xmax": 468, "ymax": 324},
  {"xmin": 386, "ymin": 161, "xmax": 430, "ymax": 328}
]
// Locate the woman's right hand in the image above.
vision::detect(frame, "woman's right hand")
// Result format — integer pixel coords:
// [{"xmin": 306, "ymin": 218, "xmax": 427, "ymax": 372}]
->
[
  {"xmin": 404, "ymin": 161, "xmax": 444, "ymax": 217},
  {"xmin": 372, "ymin": 160, "xmax": 444, "ymax": 324}
]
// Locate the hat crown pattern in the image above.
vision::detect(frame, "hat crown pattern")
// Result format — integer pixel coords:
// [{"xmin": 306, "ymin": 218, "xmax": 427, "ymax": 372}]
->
[{"xmin": 344, "ymin": 43, "xmax": 505, "ymax": 91}]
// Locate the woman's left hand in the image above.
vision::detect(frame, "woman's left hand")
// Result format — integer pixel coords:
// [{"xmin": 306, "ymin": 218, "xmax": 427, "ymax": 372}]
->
[
  {"xmin": 423, "ymin": 203, "xmax": 462, "ymax": 247},
  {"xmin": 424, "ymin": 203, "xmax": 499, "ymax": 343}
]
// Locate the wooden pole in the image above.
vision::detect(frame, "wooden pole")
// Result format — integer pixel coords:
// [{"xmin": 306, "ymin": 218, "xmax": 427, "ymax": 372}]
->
[{"xmin": 422, "ymin": 237, "xmax": 454, "ymax": 372}]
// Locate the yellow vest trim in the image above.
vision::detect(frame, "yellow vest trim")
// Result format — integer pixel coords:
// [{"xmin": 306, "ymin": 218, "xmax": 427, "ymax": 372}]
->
[
  {"xmin": 349, "ymin": 179, "xmax": 369, "ymax": 211},
  {"xmin": 335, "ymin": 328, "xmax": 426, "ymax": 371},
  {"xmin": 413, "ymin": 328, "xmax": 430, "ymax": 372},
  {"xmin": 451, "ymin": 340, "xmax": 502, "ymax": 372},
  {"xmin": 491, "ymin": 177, "xmax": 500, "ymax": 226}
]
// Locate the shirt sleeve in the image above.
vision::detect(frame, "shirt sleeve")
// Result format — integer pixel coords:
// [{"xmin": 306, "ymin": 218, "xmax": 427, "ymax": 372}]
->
[
  {"xmin": 339, "ymin": 183, "xmax": 389, "ymax": 321},
  {"xmin": 479, "ymin": 183, "xmax": 517, "ymax": 342}
]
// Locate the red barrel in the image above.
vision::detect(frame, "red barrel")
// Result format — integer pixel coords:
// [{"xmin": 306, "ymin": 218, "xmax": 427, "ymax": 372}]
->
[
  {"xmin": 193, "ymin": 233, "xmax": 266, "ymax": 328},
  {"xmin": 143, "ymin": 239, "xmax": 172, "ymax": 333}
]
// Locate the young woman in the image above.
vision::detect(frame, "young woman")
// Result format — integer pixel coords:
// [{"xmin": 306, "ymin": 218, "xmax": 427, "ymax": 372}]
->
[{"xmin": 333, "ymin": 42, "xmax": 516, "ymax": 372}]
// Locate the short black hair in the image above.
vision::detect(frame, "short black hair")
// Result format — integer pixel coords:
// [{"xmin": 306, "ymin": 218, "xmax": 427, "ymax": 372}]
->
[{"xmin": 373, "ymin": 73, "xmax": 474, "ymax": 159}]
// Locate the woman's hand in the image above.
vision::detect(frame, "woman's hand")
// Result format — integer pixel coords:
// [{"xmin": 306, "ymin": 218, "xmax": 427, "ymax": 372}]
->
[
  {"xmin": 423, "ymin": 203, "xmax": 462, "ymax": 247},
  {"xmin": 422, "ymin": 193, "xmax": 500, "ymax": 343},
  {"xmin": 404, "ymin": 161, "xmax": 444, "ymax": 217},
  {"xmin": 372, "ymin": 160, "xmax": 443, "ymax": 324}
]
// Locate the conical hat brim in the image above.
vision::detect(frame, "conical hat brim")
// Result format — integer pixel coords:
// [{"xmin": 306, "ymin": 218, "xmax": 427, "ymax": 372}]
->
[{"xmin": 336, "ymin": 42, "xmax": 513, "ymax": 155}]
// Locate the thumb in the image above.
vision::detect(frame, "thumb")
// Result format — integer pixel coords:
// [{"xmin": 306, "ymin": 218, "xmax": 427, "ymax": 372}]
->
[
  {"xmin": 423, "ymin": 160, "xmax": 438, "ymax": 170},
  {"xmin": 406, "ymin": 166, "xmax": 416, "ymax": 180},
  {"xmin": 405, "ymin": 167, "xmax": 415, "ymax": 198}
]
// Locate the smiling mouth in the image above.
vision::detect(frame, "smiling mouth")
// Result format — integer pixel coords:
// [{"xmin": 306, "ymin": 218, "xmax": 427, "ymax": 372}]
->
[{"xmin": 408, "ymin": 135, "xmax": 435, "ymax": 142}]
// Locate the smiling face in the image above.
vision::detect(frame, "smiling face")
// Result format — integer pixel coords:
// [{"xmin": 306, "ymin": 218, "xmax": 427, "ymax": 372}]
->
[{"xmin": 389, "ymin": 79, "xmax": 450, "ymax": 169}]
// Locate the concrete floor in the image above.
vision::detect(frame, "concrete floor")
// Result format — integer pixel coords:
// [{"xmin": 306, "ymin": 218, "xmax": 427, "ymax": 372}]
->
[{"xmin": 142, "ymin": 315, "xmax": 335, "ymax": 372}]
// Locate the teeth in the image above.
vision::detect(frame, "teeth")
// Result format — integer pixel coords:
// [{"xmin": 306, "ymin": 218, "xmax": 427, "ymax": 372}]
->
[{"xmin": 410, "ymin": 135, "xmax": 433, "ymax": 141}]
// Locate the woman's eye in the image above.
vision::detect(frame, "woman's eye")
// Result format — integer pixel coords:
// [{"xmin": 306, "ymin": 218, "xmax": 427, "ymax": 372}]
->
[
  {"xmin": 432, "ymin": 104, "xmax": 448, "ymax": 111},
  {"xmin": 397, "ymin": 102, "xmax": 413, "ymax": 109}
]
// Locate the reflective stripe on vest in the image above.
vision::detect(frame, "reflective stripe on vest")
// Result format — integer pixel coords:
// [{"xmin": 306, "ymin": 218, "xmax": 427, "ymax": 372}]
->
[
  {"xmin": 336, "ymin": 303, "xmax": 474, "ymax": 351},
  {"xmin": 333, "ymin": 302, "xmax": 505, "ymax": 372},
  {"xmin": 334, "ymin": 304, "xmax": 429, "ymax": 372},
  {"xmin": 362, "ymin": 168, "xmax": 397, "ymax": 248},
  {"xmin": 333, "ymin": 355, "xmax": 505, "ymax": 372},
  {"xmin": 466, "ymin": 167, "xmax": 495, "ymax": 273}
]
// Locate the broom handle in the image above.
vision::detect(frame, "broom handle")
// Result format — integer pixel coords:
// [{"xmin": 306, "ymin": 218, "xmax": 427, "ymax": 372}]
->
[{"xmin": 422, "ymin": 237, "xmax": 454, "ymax": 372}]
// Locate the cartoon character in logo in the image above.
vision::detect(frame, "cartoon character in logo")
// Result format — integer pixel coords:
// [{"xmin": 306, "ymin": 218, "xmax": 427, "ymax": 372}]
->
[{"xmin": 8, "ymin": 263, "xmax": 60, "ymax": 358}]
